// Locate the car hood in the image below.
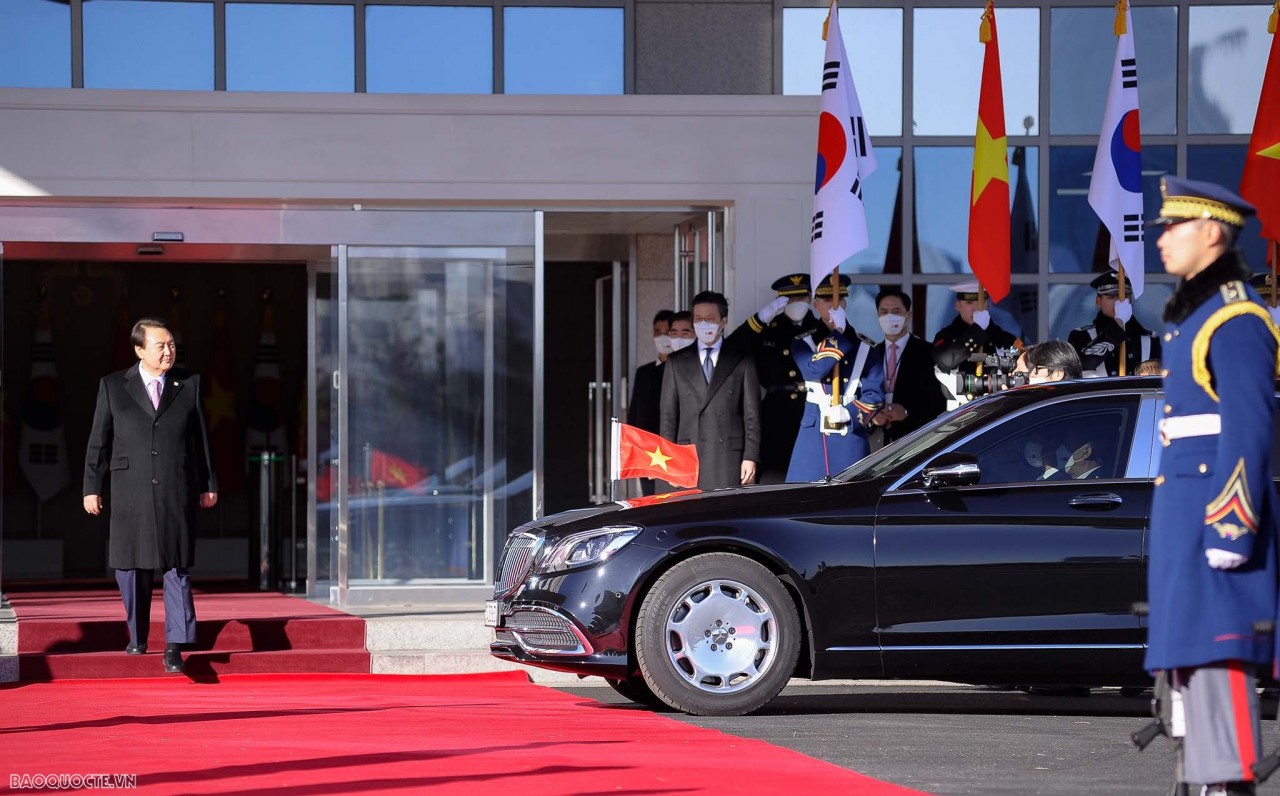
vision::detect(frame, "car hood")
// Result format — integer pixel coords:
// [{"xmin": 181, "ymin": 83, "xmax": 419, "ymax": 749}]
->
[{"xmin": 523, "ymin": 479, "xmax": 884, "ymax": 539}]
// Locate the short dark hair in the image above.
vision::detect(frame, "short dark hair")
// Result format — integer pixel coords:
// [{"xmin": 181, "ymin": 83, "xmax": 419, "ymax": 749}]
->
[
  {"xmin": 130, "ymin": 318, "xmax": 168, "ymax": 348},
  {"xmin": 670, "ymin": 310, "xmax": 693, "ymax": 326},
  {"xmin": 1027, "ymin": 340, "xmax": 1083, "ymax": 380},
  {"xmin": 875, "ymin": 288, "xmax": 911, "ymax": 312},
  {"xmin": 691, "ymin": 291, "xmax": 729, "ymax": 320},
  {"xmin": 653, "ymin": 309, "xmax": 675, "ymax": 326}
]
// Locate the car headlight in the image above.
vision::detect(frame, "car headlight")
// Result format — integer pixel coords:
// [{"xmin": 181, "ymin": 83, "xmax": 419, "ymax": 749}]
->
[{"xmin": 538, "ymin": 525, "xmax": 642, "ymax": 572}]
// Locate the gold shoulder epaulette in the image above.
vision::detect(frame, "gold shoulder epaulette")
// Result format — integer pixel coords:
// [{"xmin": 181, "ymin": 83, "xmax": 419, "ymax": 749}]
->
[
  {"xmin": 1191, "ymin": 301, "xmax": 1280, "ymax": 401},
  {"xmin": 1220, "ymin": 280, "xmax": 1248, "ymax": 304}
]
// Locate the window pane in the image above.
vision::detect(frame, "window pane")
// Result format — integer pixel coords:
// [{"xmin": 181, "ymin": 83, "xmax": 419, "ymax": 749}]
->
[
  {"xmin": 1048, "ymin": 144, "xmax": 1174, "ymax": 274},
  {"xmin": 1050, "ymin": 7, "xmax": 1177, "ymax": 135},
  {"xmin": 1047, "ymin": 282, "xmax": 1170, "ymax": 342},
  {"xmin": 367, "ymin": 5, "xmax": 492, "ymax": 94},
  {"xmin": 782, "ymin": 8, "xmax": 903, "ymax": 136},
  {"xmin": 1189, "ymin": 6, "xmax": 1273, "ymax": 134},
  {"xmin": 914, "ymin": 146, "xmax": 1039, "ymax": 275},
  {"xmin": 227, "ymin": 3, "xmax": 354, "ymax": 92},
  {"xmin": 0, "ymin": 0, "xmax": 70, "ymax": 88},
  {"xmin": 504, "ymin": 7, "xmax": 622, "ymax": 95},
  {"xmin": 957, "ymin": 400, "xmax": 1137, "ymax": 484},
  {"xmin": 85, "ymin": 1, "xmax": 213, "ymax": 91},
  {"xmin": 1187, "ymin": 145, "xmax": 1269, "ymax": 270},
  {"xmin": 913, "ymin": 8, "xmax": 1040, "ymax": 136},
  {"xmin": 922, "ymin": 284, "xmax": 1037, "ymax": 345},
  {"xmin": 841, "ymin": 147, "xmax": 901, "ymax": 275}
]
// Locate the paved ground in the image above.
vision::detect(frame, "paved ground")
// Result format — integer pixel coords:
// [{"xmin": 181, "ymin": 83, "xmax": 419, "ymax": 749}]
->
[{"xmin": 556, "ymin": 682, "xmax": 1280, "ymax": 795}]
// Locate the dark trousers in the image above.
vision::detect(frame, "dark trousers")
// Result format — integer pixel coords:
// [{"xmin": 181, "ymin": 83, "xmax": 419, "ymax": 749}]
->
[{"xmin": 115, "ymin": 568, "xmax": 197, "ymax": 647}]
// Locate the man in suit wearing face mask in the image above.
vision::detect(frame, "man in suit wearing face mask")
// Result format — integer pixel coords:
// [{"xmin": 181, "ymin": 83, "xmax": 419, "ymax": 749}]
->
[
  {"xmin": 660, "ymin": 291, "xmax": 761, "ymax": 491},
  {"xmin": 870, "ymin": 288, "xmax": 947, "ymax": 445},
  {"xmin": 729, "ymin": 273, "xmax": 823, "ymax": 483}
]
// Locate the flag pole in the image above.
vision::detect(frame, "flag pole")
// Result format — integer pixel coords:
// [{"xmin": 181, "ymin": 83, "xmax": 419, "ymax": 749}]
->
[
  {"xmin": 609, "ymin": 418, "xmax": 619, "ymax": 503},
  {"xmin": 1116, "ymin": 263, "xmax": 1128, "ymax": 375},
  {"xmin": 829, "ymin": 268, "xmax": 842, "ymax": 412}
]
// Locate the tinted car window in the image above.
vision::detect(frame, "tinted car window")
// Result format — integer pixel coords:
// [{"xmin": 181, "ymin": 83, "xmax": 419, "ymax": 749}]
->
[{"xmin": 954, "ymin": 397, "xmax": 1139, "ymax": 485}]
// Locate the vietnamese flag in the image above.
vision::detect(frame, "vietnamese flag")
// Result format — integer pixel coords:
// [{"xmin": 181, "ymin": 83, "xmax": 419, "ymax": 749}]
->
[
  {"xmin": 610, "ymin": 420, "xmax": 699, "ymax": 489},
  {"xmin": 1241, "ymin": 7, "xmax": 1280, "ymax": 242},
  {"xmin": 968, "ymin": 0, "xmax": 1011, "ymax": 303},
  {"xmin": 369, "ymin": 448, "xmax": 427, "ymax": 490}
]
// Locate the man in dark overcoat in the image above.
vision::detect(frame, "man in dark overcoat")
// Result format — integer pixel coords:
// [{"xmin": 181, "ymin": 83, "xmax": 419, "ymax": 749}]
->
[
  {"xmin": 83, "ymin": 318, "xmax": 218, "ymax": 674},
  {"xmin": 1146, "ymin": 177, "xmax": 1280, "ymax": 796},
  {"xmin": 659, "ymin": 291, "xmax": 761, "ymax": 491},
  {"xmin": 1067, "ymin": 271, "xmax": 1162, "ymax": 377}
]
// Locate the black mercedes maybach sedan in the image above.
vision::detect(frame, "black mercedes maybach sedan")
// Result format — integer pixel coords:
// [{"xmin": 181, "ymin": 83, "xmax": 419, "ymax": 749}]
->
[{"xmin": 489, "ymin": 377, "xmax": 1180, "ymax": 716}]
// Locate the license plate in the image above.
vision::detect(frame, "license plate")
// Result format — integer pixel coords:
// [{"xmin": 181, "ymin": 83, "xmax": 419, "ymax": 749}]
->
[{"xmin": 484, "ymin": 600, "xmax": 500, "ymax": 627}]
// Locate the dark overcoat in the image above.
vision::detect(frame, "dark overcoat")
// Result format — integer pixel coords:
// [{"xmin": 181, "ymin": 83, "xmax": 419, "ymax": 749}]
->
[
  {"xmin": 1145, "ymin": 253, "xmax": 1280, "ymax": 671},
  {"xmin": 659, "ymin": 338, "xmax": 761, "ymax": 491},
  {"xmin": 875, "ymin": 334, "xmax": 948, "ymax": 443},
  {"xmin": 83, "ymin": 365, "xmax": 217, "ymax": 570},
  {"xmin": 1067, "ymin": 312, "xmax": 1162, "ymax": 377},
  {"xmin": 786, "ymin": 328, "xmax": 884, "ymax": 482}
]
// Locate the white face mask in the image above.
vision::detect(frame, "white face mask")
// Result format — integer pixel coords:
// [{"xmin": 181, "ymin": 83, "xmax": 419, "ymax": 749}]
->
[
  {"xmin": 878, "ymin": 313, "xmax": 906, "ymax": 336},
  {"xmin": 694, "ymin": 321, "xmax": 721, "ymax": 346},
  {"xmin": 669, "ymin": 336, "xmax": 695, "ymax": 352},
  {"xmin": 783, "ymin": 301, "xmax": 812, "ymax": 323},
  {"xmin": 1054, "ymin": 445, "xmax": 1073, "ymax": 471},
  {"xmin": 653, "ymin": 335, "xmax": 673, "ymax": 356}
]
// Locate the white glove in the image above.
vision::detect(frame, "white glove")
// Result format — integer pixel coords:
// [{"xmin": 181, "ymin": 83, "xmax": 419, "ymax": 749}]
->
[
  {"xmin": 827, "ymin": 306, "xmax": 847, "ymax": 332},
  {"xmin": 1269, "ymin": 304, "xmax": 1280, "ymax": 328},
  {"xmin": 1205, "ymin": 548, "xmax": 1247, "ymax": 570},
  {"xmin": 972, "ymin": 309, "xmax": 991, "ymax": 330},
  {"xmin": 1113, "ymin": 299, "xmax": 1133, "ymax": 325},
  {"xmin": 822, "ymin": 404, "xmax": 851, "ymax": 425},
  {"xmin": 757, "ymin": 295, "xmax": 789, "ymax": 324}
]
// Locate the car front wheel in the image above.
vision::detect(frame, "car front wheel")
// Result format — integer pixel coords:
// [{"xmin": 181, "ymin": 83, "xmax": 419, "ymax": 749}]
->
[{"xmin": 634, "ymin": 552, "xmax": 800, "ymax": 716}]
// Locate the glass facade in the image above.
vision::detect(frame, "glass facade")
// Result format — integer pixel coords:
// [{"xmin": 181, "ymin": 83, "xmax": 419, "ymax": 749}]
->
[
  {"xmin": 0, "ymin": 0, "xmax": 71, "ymax": 88},
  {"xmin": 227, "ymin": 3, "xmax": 356, "ymax": 92},
  {"xmin": 85, "ymin": 1, "xmax": 214, "ymax": 91},
  {"xmin": 366, "ymin": 5, "xmax": 493, "ymax": 94},
  {"xmin": 503, "ymin": 7, "xmax": 624, "ymax": 95}
]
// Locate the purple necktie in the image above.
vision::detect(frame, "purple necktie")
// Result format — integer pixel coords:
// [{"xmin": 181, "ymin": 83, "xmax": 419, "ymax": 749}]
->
[{"xmin": 149, "ymin": 379, "xmax": 162, "ymax": 410}]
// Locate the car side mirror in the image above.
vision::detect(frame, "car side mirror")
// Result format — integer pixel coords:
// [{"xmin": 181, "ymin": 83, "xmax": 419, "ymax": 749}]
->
[{"xmin": 920, "ymin": 453, "xmax": 981, "ymax": 488}]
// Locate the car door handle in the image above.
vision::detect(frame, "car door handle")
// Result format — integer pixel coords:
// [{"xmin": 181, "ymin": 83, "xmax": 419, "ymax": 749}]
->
[{"xmin": 1067, "ymin": 492, "xmax": 1123, "ymax": 510}]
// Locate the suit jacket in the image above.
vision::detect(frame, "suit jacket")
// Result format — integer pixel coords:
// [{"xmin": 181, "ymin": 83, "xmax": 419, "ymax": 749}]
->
[
  {"xmin": 83, "ymin": 365, "xmax": 217, "ymax": 570},
  {"xmin": 660, "ymin": 338, "xmax": 761, "ymax": 491},
  {"xmin": 627, "ymin": 360, "xmax": 665, "ymax": 434},
  {"xmin": 876, "ymin": 335, "xmax": 948, "ymax": 443}
]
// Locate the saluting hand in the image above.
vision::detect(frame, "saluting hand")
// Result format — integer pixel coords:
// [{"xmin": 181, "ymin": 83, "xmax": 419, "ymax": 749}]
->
[{"xmin": 199, "ymin": 492, "xmax": 218, "ymax": 509}]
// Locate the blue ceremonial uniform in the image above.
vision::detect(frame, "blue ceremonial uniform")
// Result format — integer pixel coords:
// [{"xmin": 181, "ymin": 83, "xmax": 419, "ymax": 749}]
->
[
  {"xmin": 1146, "ymin": 264, "xmax": 1280, "ymax": 673},
  {"xmin": 785, "ymin": 327, "xmax": 884, "ymax": 482}
]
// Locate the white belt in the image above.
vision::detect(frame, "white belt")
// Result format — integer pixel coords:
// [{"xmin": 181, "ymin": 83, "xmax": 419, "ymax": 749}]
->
[
  {"xmin": 1159, "ymin": 414, "xmax": 1221, "ymax": 446},
  {"xmin": 805, "ymin": 380, "xmax": 857, "ymax": 407}
]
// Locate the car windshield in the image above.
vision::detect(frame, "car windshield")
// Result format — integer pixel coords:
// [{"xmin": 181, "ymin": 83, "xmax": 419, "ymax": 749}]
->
[{"xmin": 833, "ymin": 392, "xmax": 1013, "ymax": 482}]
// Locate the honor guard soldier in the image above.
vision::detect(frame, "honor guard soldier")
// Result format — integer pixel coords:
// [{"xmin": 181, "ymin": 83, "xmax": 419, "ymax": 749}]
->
[
  {"xmin": 786, "ymin": 275, "xmax": 884, "ymax": 482},
  {"xmin": 1145, "ymin": 177, "xmax": 1279, "ymax": 796},
  {"xmin": 1248, "ymin": 271, "xmax": 1280, "ymax": 327},
  {"xmin": 932, "ymin": 281, "xmax": 1022, "ymax": 375},
  {"xmin": 730, "ymin": 273, "xmax": 823, "ymax": 483},
  {"xmin": 1067, "ymin": 271, "xmax": 1161, "ymax": 377}
]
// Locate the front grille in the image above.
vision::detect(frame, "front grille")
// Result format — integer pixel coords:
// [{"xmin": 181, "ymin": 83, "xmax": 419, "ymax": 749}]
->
[
  {"xmin": 500, "ymin": 606, "xmax": 593, "ymax": 656},
  {"xmin": 494, "ymin": 532, "xmax": 540, "ymax": 597}
]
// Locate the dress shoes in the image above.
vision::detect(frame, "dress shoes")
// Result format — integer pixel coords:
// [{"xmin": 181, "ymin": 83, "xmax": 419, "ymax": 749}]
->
[
  {"xmin": 125, "ymin": 642, "xmax": 147, "ymax": 655},
  {"xmin": 163, "ymin": 644, "xmax": 184, "ymax": 674}
]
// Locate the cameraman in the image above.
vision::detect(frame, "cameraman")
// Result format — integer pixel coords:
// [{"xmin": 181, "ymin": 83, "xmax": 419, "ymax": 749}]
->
[{"xmin": 1025, "ymin": 340, "xmax": 1082, "ymax": 384}]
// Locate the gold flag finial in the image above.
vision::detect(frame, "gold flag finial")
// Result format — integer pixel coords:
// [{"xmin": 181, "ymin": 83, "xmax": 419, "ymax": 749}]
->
[
  {"xmin": 823, "ymin": 0, "xmax": 835, "ymax": 41},
  {"xmin": 979, "ymin": 0, "xmax": 994, "ymax": 44},
  {"xmin": 1114, "ymin": 0, "xmax": 1128, "ymax": 36},
  {"xmin": 1269, "ymin": 0, "xmax": 1277, "ymax": 35}
]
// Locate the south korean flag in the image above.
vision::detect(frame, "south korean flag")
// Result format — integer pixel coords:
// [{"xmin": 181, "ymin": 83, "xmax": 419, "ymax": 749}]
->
[{"xmin": 810, "ymin": 1, "xmax": 877, "ymax": 292}]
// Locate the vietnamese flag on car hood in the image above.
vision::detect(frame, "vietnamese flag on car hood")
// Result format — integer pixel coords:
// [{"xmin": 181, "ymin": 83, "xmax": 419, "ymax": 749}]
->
[{"xmin": 610, "ymin": 420, "xmax": 699, "ymax": 489}]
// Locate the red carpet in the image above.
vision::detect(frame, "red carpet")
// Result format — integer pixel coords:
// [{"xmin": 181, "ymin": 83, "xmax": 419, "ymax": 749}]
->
[
  {"xmin": 0, "ymin": 672, "xmax": 927, "ymax": 795},
  {"xmin": 8, "ymin": 588, "xmax": 368, "ymax": 680}
]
